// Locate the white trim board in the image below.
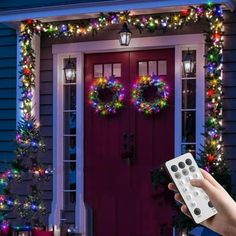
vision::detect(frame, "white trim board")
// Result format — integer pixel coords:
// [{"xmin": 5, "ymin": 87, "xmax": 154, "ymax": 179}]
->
[
  {"xmin": 0, "ymin": 0, "xmax": 234, "ymax": 23},
  {"xmin": 51, "ymin": 34, "xmax": 205, "ymax": 236},
  {"xmin": 52, "ymin": 34, "xmax": 205, "ymax": 54}
]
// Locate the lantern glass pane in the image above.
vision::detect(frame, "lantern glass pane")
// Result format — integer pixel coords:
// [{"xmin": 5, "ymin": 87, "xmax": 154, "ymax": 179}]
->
[
  {"xmin": 119, "ymin": 32, "xmax": 131, "ymax": 46},
  {"xmin": 64, "ymin": 58, "xmax": 76, "ymax": 83},
  {"xmin": 182, "ymin": 50, "xmax": 196, "ymax": 78}
]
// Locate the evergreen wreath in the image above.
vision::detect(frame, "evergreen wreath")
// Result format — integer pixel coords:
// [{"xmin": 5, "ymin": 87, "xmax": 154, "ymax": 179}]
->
[
  {"xmin": 132, "ymin": 74, "xmax": 169, "ymax": 115},
  {"xmin": 89, "ymin": 76, "xmax": 125, "ymax": 115}
]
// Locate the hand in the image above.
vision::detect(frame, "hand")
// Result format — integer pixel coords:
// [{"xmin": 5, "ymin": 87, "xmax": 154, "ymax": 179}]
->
[{"xmin": 168, "ymin": 168, "xmax": 236, "ymax": 236}]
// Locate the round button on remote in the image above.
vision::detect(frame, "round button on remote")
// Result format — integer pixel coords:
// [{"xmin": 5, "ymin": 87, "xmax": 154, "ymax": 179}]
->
[
  {"xmin": 179, "ymin": 180, "xmax": 185, "ymax": 185},
  {"xmin": 194, "ymin": 208, "xmax": 201, "ymax": 215},
  {"xmin": 193, "ymin": 173, "xmax": 199, "ymax": 178},
  {"xmin": 183, "ymin": 187, "xmax": 188, "ymax": 193},
  {"xmin": 189, "ymin": 166, "xmax": 196, "ymax": 172},
  {"xmin": 175, "ymin": 172, "xmax": 181, "ymax": 179},
  {"xmin": 182, "ymin": 169, "xmax": 189, "ymax": 176},
  {"xmin": 208, "ymin": 201, "xmax": 214, "ymax": 208},
  {"xmin": 171, "ymin": 165, "xmax": 178, "ymax": 172},
  {"xmin": 185, "ymin": 176, "xmax": 193, "ymax": 181},
  {"xmin": 185, "ymin": 158, "xmax": 192, "ymax": 165},
  {"xmin": 190, "ymin": 201, "xmax": 196, "ymax": 207},
  {"xmin": 193, "ymin": 191, "xmax": 199, "ymax": 197},
  {"xmin": 186, "ymin": 194, "xmax": 192, "ymax": 201},
  {"xmin": 178, "ymin": 162, "xmax": 185, "ymax": 169}
]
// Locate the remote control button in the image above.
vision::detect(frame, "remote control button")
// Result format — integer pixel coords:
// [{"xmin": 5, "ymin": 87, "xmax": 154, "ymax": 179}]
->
[
  {"xmin": 193, "ymin": 173, "xmax": 199, "ymax": 178},
  {"xmin": 193, "ymin": 191, "xmax": 199, "ymax": 197},
  {"xmin": 182, "ymin": 169, "xmax": 189, "ymax": 176},
  {"xmin": 194, "ymin": 208, "xmax": 201, "ymax": 215},
  {"xmin": 185, "ymin": 176, "xmax": 193, "ymax": 181},
  {"xmin": 185, "ymin": 158, "xmax": 192, "ymax": 165},
  {"xmin": 186, "ymin": 194, "xmax": 192, "ymax": 201},
  {"xmin": 204, "ymin": 195, "xmax": 209, "ymax": 200},
  {"xmin": 175, "ymin": 172, "xmax": 181, "ymax": 179},
  {"xmin": 183, "ymin": 187, "xmax": 188, "ymax": 193},
  {"xmin": 190, "ymin": 201, "xmax": 196, "ymax": 207},
  {"xmin": 189, "ymin": 166, "xmax": 196, "ymax": 172},
  {"xmin": 171, "ymin": 165, "xmax": 178, "ymax": 172},
  {"xmin": 178, "ymin": 162, "xmax": 185, "ymax": 169},
  {"xmin": 208, "ymin": 201, "xmax": 214, "ymax": 208},
  {"xmin": 179, "ymin": 180, "xmax": 185, "ymax": 185}
]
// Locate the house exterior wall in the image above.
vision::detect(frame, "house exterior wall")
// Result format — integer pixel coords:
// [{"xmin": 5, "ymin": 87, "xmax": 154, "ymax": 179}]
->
[
  {"xmin": 223, "ymin": 11, "xmax": 236, "ymax": 192},
  {"xmin": 0, "ymin": 23, "xmax": 16, "ymax": 170},
  {"xmin": 0, "ymin": 0, "xmax": 114, "ymax": 11}
]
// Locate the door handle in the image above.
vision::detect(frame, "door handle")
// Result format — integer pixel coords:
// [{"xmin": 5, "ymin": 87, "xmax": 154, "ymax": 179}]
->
[{"xmin": 121, "ymin": 133, "xmax": 135, "ymax": 165}]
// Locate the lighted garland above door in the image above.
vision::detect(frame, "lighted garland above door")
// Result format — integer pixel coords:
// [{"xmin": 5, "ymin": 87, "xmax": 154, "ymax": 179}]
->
[{"xmin": 84, "ymin": 49, "xmax": 174, "ymax": 236}]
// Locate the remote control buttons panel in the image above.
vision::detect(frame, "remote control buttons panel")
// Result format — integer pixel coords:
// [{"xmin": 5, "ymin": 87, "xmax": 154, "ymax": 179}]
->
[{"xmin": 165, "ymin": 153, "xmax": 217, "ymax": 224}]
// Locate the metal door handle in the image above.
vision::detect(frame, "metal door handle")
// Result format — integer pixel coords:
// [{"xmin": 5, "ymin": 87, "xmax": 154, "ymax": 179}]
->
[{"xmin": 121, "ymin": 133, "xmax": 135, "ymax": 165}]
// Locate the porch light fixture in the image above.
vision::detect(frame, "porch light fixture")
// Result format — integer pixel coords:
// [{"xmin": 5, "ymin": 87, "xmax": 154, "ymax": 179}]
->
[
  {"xmin": 119, "ymin": 22, "xmax": 132, "ymax": 46},
  {"xmin": 182, "ymin": 49, "xmax": 195, "ymax": 77},
  {"xmin": 63, "ymin": 57, "xmax": 76, "ymax": 82}
]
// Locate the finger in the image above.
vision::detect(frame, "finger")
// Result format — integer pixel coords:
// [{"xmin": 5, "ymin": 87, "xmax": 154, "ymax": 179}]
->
[
  {"xmin": 174, "ymin": 193, "xmax": 184, "ymax": 204},
  {"xmin": 181, "ymin": 205, "xmax": 192, "ymax": 218},
  {"xmin": 168, "ymin": 183, "xmax": 177, "ymax": 192},
  {"xmin": 190, "ymin": 178, "xmax": 216, "ymax": 198},
  {"xmin": 200, "ymin": 169, "xmax": 221, "ymax": 188}
]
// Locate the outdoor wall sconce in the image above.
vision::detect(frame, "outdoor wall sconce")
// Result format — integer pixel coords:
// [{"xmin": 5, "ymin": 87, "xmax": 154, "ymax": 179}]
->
[
  {"xmin": 119, "ymin": 22, "xmax": 132, "ymax": 46},
  {"xmin": 182, "ymin": 49, "xmax": 196, "ymax": 77},
  {"xmin": 63, "ymin": 57, "xmax": 76, "ymax": 82}
]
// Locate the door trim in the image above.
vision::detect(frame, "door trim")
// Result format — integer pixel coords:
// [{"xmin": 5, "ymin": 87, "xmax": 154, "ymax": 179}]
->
[{"xmin": 51, "ymin": 34, "xmax": 205, "ymax": 236}]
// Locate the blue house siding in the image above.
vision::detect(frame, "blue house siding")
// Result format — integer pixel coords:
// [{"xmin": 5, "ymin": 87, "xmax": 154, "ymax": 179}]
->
[
  {"xmin": 0, "ymin": 0, "xmax": 114, "ymax": 11},
  {"xmin": 0, "ymin": 23, "xmax": 16, "ymax": 167},
  {"xmin": 223, "ymin": 12, "xmax": 236, "ymax": 192}
]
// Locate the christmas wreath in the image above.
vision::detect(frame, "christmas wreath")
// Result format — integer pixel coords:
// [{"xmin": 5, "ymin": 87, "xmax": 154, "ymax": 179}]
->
[
  {"xmin": 89, "ymin": 76, "xmax": 125, "ymax": 115},
  {"xmin": 132, "ymin": 74, "xmax": 169, "ymax": 115}
]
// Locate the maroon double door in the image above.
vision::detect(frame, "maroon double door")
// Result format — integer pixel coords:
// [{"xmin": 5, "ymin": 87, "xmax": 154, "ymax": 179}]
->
[{"xmin": 84, "ymin": 49, "xmax": 175, "ymax": 236}]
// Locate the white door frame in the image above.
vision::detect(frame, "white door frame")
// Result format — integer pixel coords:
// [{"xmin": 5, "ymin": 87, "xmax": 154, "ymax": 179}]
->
[{"xmin": 51, "ymin": 34, "xmax": 205, "ymax": 235}]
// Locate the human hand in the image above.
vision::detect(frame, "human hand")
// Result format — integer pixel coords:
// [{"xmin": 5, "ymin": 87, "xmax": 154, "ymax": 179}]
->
[{"xmin": 168, "ymin": 168, "xmax": 236, "ymax": 236}]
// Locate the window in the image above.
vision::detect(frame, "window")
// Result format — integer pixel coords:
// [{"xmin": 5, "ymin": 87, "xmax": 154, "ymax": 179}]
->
[
  {"xmin": 181, "ymin": 50, "xmax": 197, "ymax": 157},
  {"xmin": 138, "ymin": 60, "xmax": 167, "ymax": 76},
  {"xmin": 63, "ymin": 58, "xmax": 76, "ymax": 226},
  {"xmin": 94, "ymin": 63, "xmax": 121, "ymax": 78}
]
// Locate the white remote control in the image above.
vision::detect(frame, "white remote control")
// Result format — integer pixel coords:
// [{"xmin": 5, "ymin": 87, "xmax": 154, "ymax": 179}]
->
[{"xmin": 165, "ymin": 152, "xmax": 217, "ymax": 224}]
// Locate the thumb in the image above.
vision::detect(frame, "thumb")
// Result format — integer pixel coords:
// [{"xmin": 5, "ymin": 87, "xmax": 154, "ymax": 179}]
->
[{"xmin": 190, "ymin": 178, "xmax": 216, "ymax": 199}]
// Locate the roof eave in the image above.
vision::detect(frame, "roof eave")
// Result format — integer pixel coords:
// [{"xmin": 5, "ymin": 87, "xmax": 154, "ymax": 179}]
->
[{"xmin": 0, "ymin": 0, "xmax": 235, "ymax": 26}]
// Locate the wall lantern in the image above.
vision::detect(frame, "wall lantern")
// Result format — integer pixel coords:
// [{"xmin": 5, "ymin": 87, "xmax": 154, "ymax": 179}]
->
[
  {"xmin": 63, "ymin": 57, "xmax": 76, "ymax": 82},
  {"xmin": 119, "ymin": 22, "xmax": 132, "ymax": 46},
  {"xmin": 182, "ymin": 49, "xmax": 196, "ymax": 77}
]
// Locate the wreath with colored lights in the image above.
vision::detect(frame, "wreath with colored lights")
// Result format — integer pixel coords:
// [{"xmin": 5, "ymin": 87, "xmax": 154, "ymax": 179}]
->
[
  {"xmin": 89, "ymin": 76, "xmax": 125, "ymax": 115},
  {"xmin": 132, "ymin": 75, "xmax": 169, "ymax": 115}
]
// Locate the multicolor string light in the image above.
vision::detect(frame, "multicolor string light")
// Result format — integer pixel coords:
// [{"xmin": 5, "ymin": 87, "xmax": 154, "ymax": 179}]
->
[
  {"xmin": 197, "ymin": 5, "xmax": 229, "ymax": 186},
  {"xmin": 89, "ymin": 76, "xmax": 125, "ymax": 115},
  {"xmin": 132, "ymin": 75, "xmax": 169, "ymax": 115}
]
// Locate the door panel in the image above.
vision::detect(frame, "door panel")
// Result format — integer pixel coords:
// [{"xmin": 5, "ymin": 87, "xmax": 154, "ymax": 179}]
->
[{"xmin": 85, "ymin": 49, "xmax": 175, "ymax": 236}]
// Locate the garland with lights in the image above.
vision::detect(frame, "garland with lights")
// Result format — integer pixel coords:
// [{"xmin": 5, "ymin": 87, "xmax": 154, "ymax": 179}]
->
[
  {"xmin": 0, "ymin": 17, "xmax": 53, "ymax": 232},
  {"xmin": 0, "ymin": 3, "xmax": 232, "ymax": 233},
  {"xmin": 132, "ymin": 75, "xmax": 169, "ymax": 115},
  {"xmin": 89, "ymin": 76, "xmax": 125, "ymax": 115}
]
